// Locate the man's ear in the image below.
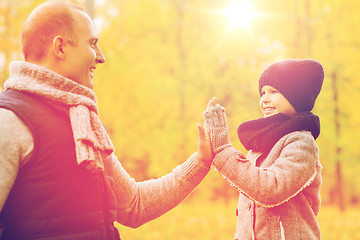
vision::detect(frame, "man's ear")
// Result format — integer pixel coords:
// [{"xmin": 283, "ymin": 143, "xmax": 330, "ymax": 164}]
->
[{"xmin": 52, "ymin": 36, "xmax": 66, "ymax": 59}]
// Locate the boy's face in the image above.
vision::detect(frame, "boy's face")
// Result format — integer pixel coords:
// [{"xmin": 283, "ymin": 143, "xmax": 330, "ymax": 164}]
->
[{"xmin": 259, "ymin": 85, "xmax": 296, "ymax": 117}]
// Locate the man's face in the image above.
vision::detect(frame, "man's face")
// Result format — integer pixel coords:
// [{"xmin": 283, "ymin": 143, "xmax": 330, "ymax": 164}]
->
[{"xmin": 63, "ymin": 11, "xmax": 105, "ymax": 89}]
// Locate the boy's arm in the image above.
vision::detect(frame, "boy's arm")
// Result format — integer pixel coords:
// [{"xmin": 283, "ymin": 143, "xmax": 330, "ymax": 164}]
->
[
  {"xmin": 213, "ymin": 132, "xmax": 319, "ymax": 207},
  {"xmin": 203, "ymin": 104, "xmax": 320, "ymax": 207}
]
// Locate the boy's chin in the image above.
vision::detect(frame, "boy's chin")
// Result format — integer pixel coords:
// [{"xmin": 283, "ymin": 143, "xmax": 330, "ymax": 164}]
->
[{"xmin": 263, "ymin": 112, "xmax": 277, "ymax": 118}]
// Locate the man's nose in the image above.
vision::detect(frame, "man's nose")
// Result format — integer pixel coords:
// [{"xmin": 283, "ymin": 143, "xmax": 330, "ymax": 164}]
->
[{"xmin": 96, "ymin": 47, "xmax": 106, "ymax": 64}]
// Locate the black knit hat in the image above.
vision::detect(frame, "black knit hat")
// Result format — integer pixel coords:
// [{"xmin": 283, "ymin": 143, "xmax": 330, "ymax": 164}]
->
[{"xmin": 258, "ymin": 59, "xmax": 324, "ymax": 112}]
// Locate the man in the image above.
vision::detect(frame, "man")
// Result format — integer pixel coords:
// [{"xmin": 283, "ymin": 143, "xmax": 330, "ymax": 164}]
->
[{"xmin": 0, "ymin": 1, "xmax": 213, "ymax": 239}]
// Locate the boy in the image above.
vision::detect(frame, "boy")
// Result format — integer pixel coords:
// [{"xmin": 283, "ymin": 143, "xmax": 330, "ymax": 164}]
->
[{"xmin": 203, "ymin": 59, "xmax": 324, "ymax": 239}]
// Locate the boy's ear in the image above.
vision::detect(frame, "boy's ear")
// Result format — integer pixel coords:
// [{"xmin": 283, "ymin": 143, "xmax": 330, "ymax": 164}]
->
[{"xmin": 52, "ymin": 36, "xmax": 66, "ymax": 59}]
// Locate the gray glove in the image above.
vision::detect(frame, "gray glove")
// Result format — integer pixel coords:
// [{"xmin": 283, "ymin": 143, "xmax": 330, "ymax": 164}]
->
[{"xmin": 203, "ymin": 104, "xmax": 232, "ymax": 155}]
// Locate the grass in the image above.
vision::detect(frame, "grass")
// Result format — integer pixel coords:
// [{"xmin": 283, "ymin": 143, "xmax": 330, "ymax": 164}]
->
[
  {"xmin": 115, "ymin": 199, "xmax": 360, "ymax": 240},
  {"xmin": 115, "ymin": 199, "xmax": 236, "ymax": 240},
  {"xmin": 318, "ymin": 205, "xmax": 360, "ymax": 240}
]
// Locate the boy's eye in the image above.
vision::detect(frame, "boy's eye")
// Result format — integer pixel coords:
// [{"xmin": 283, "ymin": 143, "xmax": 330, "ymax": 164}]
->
[{"xmin": 261, "ymin": 89, "xmax": 279, "ymax": 96}]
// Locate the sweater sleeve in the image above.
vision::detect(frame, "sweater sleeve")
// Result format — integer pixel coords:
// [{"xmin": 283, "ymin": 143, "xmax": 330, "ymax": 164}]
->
[
  {"xmin": 0, "ymin": 108, "xmax": 34, "ymax": 211},
  {"xmin": 213, "ymin": 131, "xmax": 319, "ymax": 207},
  {"xmin": 112, "ymin": 152, "xmax": 210, "ymax": 228}
]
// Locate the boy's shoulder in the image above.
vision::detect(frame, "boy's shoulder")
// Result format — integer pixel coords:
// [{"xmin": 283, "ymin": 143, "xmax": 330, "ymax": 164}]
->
[
  {"xmin": 280, "ymin": 130, "xmax": 315, "ymax": 140},
  {"xmin": 261, "ymin": 130, "xmax": 319, "ymax": 166},
  {"xmin": 276, "ymin": 130, "xmax": 318, "ymax": 152},
  {"xmin": 284, "ymin": 130, "xmax": 315, "ymax": 139}
]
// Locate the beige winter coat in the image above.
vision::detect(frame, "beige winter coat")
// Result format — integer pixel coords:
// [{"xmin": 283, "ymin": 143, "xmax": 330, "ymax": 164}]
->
[{"xmin": 213, "ymin": 131, "xmax": 322, "ymax": 240}]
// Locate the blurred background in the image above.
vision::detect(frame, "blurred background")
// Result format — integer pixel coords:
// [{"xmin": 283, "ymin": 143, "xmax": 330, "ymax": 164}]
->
[{"xmin": 1, "ymin": 0, "xmax": 360, "ymax": 239}]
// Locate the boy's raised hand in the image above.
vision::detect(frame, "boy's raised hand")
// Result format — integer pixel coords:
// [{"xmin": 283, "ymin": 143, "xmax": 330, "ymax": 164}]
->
[
  {"xmin": 203, "ymin": 97, "xmax": 232, "ymax": 155},
  {"xmin": 196, "ymin": 98, "xmax": 217, "ymax": 167}
]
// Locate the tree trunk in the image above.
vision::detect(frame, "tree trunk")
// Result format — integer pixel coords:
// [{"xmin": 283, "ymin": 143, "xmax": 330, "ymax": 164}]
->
[
  {"xmin": 332, "ymin": 71, "xmax": 345, "ymax": 211},
  {"xmin": 173, "ymin": 0, "xmax": 187, "ymax": 162}
]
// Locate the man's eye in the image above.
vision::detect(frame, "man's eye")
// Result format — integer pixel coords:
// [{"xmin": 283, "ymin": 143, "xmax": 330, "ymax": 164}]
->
[{"xmin": 91, "ymin": 40, "xmax": 97, "ymax": 48}]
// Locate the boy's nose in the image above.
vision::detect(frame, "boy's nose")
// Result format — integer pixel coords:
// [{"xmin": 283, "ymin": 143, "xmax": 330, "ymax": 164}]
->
[{"xmin": 261, "ymin": 94, "xmax": 270, "ymax": 102}]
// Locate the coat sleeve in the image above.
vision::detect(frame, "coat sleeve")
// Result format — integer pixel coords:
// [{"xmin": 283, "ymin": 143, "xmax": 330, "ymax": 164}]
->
[
  {"xmin": 112, "ymin": 152, "xmax": 210, "ymax": 228},
  {"xmin": 213, "ymin": 131, "xmax": 319, "ymax": 207}
]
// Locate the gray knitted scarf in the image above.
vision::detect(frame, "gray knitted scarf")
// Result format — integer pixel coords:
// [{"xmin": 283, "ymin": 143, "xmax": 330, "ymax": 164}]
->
[{"xmin": 4, "ymin": 61, "xmax": 114, "ymax": 171}]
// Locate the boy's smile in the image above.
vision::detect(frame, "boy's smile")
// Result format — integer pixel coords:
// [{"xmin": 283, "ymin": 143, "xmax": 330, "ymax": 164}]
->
[{"xmin": 262, "ymin": 106, "xmax": 276, "ymax": 116}]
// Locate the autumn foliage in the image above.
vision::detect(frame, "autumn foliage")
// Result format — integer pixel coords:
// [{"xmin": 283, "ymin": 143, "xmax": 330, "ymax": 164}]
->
[{"xmin": 1, "ymin": 0, "xmax": 360, "ymax": 238}]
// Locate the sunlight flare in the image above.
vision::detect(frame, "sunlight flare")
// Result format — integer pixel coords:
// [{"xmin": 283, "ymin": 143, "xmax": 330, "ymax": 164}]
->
[{"xmin": 222, "ymin": 0, "xmax": 257, "ymax": 30}]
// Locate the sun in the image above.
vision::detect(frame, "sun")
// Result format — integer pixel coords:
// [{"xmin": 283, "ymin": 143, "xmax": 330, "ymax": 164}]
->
[{"xmin": 222, "ymin": 0, "xmax": 257, "ymax": 30}]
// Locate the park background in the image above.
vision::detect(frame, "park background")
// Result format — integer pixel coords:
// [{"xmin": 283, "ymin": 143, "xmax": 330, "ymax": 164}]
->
[{"xmin": 1, "ymin": 0, "xmax": 360, "ymax": 239}]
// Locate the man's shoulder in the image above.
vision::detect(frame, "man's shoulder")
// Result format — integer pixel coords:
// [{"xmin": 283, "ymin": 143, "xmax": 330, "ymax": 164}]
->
[
  {"xmin": 0, "ymin": 107, "xmax": 34, "ymax": 146},
  {"xmin": 0, "ymin": 107, "xmax": 21, "ymax": 125},
  {"xmin": 0, "ymin": 107, "xmax": 34, "ymax": 165}
]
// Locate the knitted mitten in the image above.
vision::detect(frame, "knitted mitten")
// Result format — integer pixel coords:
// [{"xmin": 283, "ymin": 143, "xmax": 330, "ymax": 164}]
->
[{"xmin": 203, "ymin": 104, "xmax": 232, "ymax": 155}]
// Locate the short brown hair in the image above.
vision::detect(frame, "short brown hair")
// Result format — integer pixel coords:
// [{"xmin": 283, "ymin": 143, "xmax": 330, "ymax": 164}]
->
[{"xmin": 21, "ymin": 1, "xmax": 84, "ymax": 62}]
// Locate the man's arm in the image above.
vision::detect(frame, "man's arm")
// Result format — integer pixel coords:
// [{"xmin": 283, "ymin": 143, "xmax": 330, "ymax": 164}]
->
[
  {"xmin": 0, "ymin": 108, "xmax": 34, "ymax": 211},
  {"xmin": 112, "ymin": 153, "xmax": 210, "ymax": 228},
  {"xmin": 112, "ymin": 124, "xmax": 213, "ymax": 228}
]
